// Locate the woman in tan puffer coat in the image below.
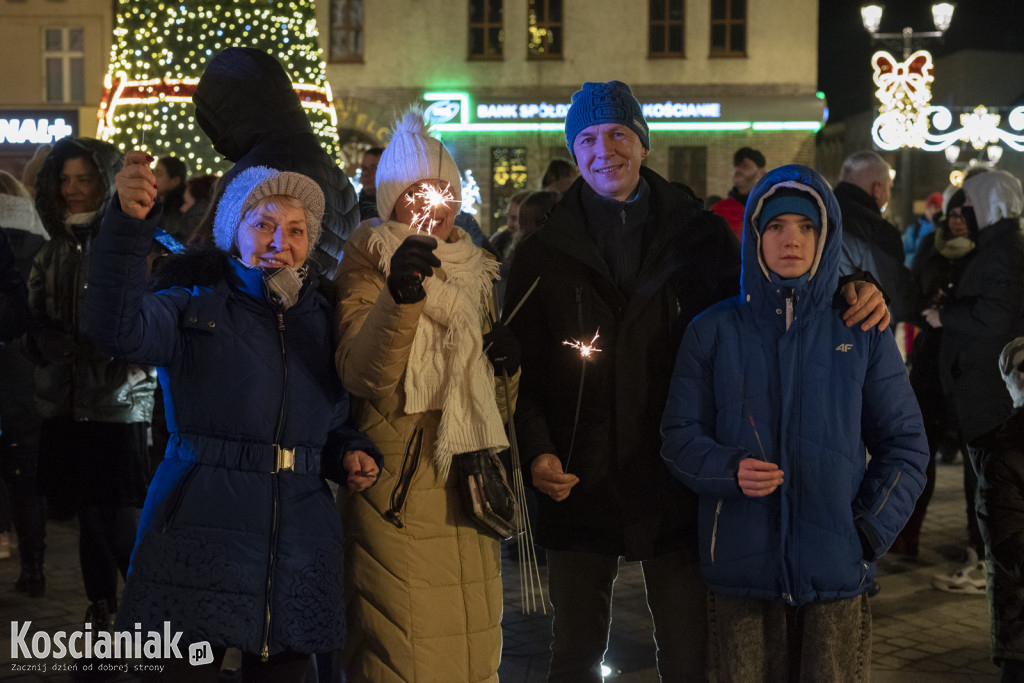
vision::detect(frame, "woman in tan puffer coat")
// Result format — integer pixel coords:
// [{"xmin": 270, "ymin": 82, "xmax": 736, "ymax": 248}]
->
[{"xmin": 335, "ymin": 109, "xmax": 519, "ymax": 683}]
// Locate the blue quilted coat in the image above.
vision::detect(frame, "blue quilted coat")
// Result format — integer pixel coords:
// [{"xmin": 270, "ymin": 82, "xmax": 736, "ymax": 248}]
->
[
  {"xmin": 83, "ymin": 201, "xmax": 380, "ymax": 657},
  {"xmin": 660, "ymin": 165, "xmax": 928, "ymax": 605}
]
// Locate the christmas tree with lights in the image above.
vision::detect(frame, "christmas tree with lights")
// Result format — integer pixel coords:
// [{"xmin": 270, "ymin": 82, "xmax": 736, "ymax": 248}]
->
[{"xmin": 98, "ymin": 0, "xmax": 339, "ymax": 174}]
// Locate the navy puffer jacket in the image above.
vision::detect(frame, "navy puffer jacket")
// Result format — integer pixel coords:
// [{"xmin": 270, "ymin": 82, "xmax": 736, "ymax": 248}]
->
[
  {"xmin": 661, "ymin": 165, "xmax": 928, "ymax": 605},
  {"xmin": 83, "ymin": 201, "xmax": 380, "ymax": 657}
]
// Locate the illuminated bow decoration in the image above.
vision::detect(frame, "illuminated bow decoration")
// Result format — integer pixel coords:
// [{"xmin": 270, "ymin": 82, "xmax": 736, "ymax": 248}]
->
[{"xmin": 872, "ymin": 50, "xmax": 935, "ymax": 111}]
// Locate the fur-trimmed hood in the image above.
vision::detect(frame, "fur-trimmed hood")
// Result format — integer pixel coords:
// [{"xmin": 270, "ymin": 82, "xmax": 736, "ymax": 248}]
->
[{"xmin": 34, "ymin": 137, "xmax": 121, "ymax": 238}]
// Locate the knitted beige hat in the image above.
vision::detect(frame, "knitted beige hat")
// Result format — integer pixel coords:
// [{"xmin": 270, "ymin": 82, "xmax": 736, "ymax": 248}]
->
[
  {"xmin": 213, "ymin": 166, "xmax": 324, "ymax": 252},
  {"xmin": 375, "ymin": 109, "xmax": 462, "ymax": 221}
]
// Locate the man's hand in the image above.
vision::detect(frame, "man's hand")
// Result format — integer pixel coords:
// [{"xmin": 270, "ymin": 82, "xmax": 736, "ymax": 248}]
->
[
  {"xmin": 841, "ymin": 280, "xmax": 890, "ymax": 332},
  {"xmin": 531, "ymin": 453, "xmax": 579, "ymax": 502},
  {"xmin": 116, "ymin": 150, "xmax": 158, "ymax": 220},
  {"xmin": 343, "ymin": 450, "xmax": 379, "ymax": 492},
  {"xmin": 737, "ymin": 458, "xmax": 784, "ymax": 497}
]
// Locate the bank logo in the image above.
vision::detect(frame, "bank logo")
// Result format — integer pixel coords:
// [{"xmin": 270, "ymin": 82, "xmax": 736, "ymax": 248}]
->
[{"xmin": 424, "ymin": 100, "xmax": 461, "ymax": 124}]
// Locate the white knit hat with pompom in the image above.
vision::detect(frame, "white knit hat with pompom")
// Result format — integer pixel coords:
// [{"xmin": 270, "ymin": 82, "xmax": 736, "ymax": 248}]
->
[{"xmin": 375, "ymin": 108, "xmax": 462, "ymax": 222}]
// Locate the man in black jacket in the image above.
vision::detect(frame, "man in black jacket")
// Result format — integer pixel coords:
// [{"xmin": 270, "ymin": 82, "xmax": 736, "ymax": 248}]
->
[
  {"xmin": 505, "ymin": 81, "xmax": 890, "ymax": 682},
  {"xmin": 356, "ymin": 146, "xmax": 383, "ymax": 221},
  {"xmin": 835, "ymin": 150, "xmax": 911, "ymax": 323}
]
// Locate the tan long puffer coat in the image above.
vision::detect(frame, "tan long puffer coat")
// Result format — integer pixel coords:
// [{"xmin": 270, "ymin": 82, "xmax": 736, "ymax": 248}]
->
[{"xmin": 335, "ymin": 224, "xmax": 516, "ymax": 683}]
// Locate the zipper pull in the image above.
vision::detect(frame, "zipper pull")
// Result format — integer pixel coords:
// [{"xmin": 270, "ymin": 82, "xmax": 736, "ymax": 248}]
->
[
  {"xmin": 785, "ymin": 288, "xmax": 795, "ymax": 330},
  {"xmin": 277, "ymin": 312, "xmax": 285, "ymax": 331},
  {"xmin": 620, "ymin": 208, "xmax": 626, "ymax": 226}
]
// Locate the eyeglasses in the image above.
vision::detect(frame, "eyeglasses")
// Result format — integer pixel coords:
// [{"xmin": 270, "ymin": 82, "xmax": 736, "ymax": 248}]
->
[{"xmin": 948, "ymin": 210, "xmax": 965, "ymax": 220}]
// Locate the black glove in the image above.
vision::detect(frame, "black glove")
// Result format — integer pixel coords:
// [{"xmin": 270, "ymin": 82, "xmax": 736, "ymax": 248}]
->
[
  {"xmin": 387, "ymin": 235, "xmax": 441, "ymax": 304},
  {"xmin": 483, "ymin": 320, "xmax": 521, "ymax": 375}
]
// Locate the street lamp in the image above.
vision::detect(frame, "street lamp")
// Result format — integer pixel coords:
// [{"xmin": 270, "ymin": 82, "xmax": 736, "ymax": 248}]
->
[{"xmin": 860, "ymin": 3, "xmax": 955, "ymax": 57}]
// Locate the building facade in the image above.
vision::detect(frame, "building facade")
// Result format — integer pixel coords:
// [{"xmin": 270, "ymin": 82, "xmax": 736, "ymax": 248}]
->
[
  {"xmin": 0, "ymin": 0, "xmax": 115, "ymax": 179},
  {"xmin": 320, "ymin": 0, "xmax": 823, "ymax": 232}
]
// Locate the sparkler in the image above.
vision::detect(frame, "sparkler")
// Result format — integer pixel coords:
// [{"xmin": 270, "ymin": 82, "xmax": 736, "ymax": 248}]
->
[
  {"xmin": 405, "ymin": 182, "xmax": 460, "ymax": 235},
  {"xmin": 139, "ymin": 83, "xmax": 150, "ymax": 152},
  {"xmin": 481, "ymin": 276, "xmax": 541, "ymax": 360},
  {"xmin": 561, "ymin": 329, "xmax": 601, "ymax": 473},
  {"xmin": 500, "ymin": 370, "xmax": 546, "ymax": 614}
]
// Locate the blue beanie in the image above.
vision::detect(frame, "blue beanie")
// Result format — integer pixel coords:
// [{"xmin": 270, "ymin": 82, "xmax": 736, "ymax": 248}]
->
[
  {"xmin": 564, "ymin": 81, "xmax": 650, "ymax": 155},
  {"xmin": 758, "ymin": 193, "xmax": 820, "ymax": 231}
]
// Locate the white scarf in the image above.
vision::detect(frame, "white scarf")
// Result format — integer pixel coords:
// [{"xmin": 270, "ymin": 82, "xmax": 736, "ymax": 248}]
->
[{"xmin": 368, "ymin": 220, "xmax": 507, "ymax": 477}]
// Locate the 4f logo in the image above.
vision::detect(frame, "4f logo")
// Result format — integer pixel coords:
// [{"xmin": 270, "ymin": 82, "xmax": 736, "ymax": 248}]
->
[{"xmin": 835, "ymin": 343, "xmax": 854, "ymax": 352}]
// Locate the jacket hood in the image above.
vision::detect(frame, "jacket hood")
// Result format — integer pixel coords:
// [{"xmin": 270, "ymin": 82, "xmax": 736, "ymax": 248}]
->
[
  {"xmin": 0, "ymin": 194, "xmax": 48, "ymax": 239},
  {"xmin": 193, "ymin": 47, "xmax": 312, "ymax": 162},
  {"xmin": 33, "ymin": 137, "xmax": 121, "ymax": 236},
  {"xmin": 963, "ymin": 170, "xmax": 1024, "ymax": 230},
  {"xmin": 742, "ymin": 164, "xmax": 841, "ymax": 314}
]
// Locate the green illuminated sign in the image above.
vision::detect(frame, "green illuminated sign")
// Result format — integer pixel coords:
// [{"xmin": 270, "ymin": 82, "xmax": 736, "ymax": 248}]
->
[{"xmin": 422, "ymin": 92, "xmax": 822, "ymax": 134}]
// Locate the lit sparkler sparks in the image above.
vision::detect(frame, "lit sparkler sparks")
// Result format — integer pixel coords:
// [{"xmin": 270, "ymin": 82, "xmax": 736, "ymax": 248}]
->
[
  {"xmin": 562, "ymin": 328, "xmax": 600, "ymax": 473},
  {"xmin": 406, "ymin": 182, "xmax": 460, "ymax": 235},
  {"xmin": 562, "ymin": 329, "xmax": 601, "ymax": 358}
]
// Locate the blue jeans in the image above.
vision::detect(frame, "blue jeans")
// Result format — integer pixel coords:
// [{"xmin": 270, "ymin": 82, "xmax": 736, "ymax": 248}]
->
[
  {"xmin": 546, "ymin": 547, "xmax": 706, "ymax": 682},
  {"xmin": 707, "ymin": 592, "xmax": 871, "ymax": 683}
]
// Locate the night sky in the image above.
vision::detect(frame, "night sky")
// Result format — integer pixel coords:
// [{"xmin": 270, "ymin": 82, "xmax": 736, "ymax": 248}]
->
[{"xmin": 817, "ymin": 0, "xmax": 1024, "ymax": 122}]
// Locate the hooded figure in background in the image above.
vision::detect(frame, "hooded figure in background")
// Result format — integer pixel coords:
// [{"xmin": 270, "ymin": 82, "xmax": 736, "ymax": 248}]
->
[
  {"xmin": 928, "ymin": 170, "xmax": 1024, "ymax": 476},
  {"xmin": 661, "ymin": 164, "xmax": 927, "ymax": 681},
  {"xmin": 193, "ymin": 47, "xmax": 358, "ymax": 280},
  {"xmin": 976, "ymin": 337, "xmax": 1024, "ymax": 680},
  {"xmin": 0, "ymin": 171, "xmax": 48, "ymax": 598},
  {"xmin": 27, "ymin": 137, "xmax": 159, "ymax": 631}
]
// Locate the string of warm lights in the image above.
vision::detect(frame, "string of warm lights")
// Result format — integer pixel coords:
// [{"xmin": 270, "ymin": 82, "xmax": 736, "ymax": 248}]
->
[{"xmin": 98, "ymin": 0, "xmax": 340, "ymax": 174}]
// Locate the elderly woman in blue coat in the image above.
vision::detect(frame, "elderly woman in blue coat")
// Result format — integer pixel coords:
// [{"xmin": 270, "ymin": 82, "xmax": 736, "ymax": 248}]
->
[
  {"xmin": 83, "ymin": 150, "xmax": 381, "ymax": 681},
  {"xmin": 661, "ymin": 164, "xmax": 928, "ymax": 682}
]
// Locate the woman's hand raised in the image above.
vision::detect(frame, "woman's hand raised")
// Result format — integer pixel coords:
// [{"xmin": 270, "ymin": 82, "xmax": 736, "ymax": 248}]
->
[{"xmin": 116, "ymin": 150, "xmax": 158, "ymax": 220}]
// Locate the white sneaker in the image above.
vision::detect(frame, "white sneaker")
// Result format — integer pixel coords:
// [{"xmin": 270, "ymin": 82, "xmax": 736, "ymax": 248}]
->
[{"xmin": 931, "ymin": 547, "xmax": 987, "ymax": 595}]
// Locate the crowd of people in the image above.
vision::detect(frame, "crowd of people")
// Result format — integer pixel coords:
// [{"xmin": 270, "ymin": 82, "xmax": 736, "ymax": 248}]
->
[{"xmin": 3, "ymin": 50, "xmax": 1024, "ymax": 682}]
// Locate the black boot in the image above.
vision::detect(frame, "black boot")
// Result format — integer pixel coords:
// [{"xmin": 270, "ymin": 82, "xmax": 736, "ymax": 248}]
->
[
  {"xmin": 14, "ymin": 545, "xmax": 45, "ymax": 598},
  {"xmin": 84, "ymin": 598, "xmax": 114, "ymax": 631}
]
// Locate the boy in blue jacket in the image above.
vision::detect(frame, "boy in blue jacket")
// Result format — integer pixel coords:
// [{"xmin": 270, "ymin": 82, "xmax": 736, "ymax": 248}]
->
[{"xmin": 661, "ymin": 165, "xmax": 928, "ymax": 681}]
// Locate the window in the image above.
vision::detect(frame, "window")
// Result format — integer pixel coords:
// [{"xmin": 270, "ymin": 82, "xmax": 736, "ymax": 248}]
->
[
  {"xmin": 710, "ymin": 0, "xmax": 745, "ymax": 57},
  {"xmin": 469, "ymin": 0, "xmax": 503, "ymax": 60},
  {"xmin": 527, "ymin": 0, "xmax": 562, "ymax": 60},
  {"xmin": 44, "ymin": 27, "xmax": 85, "ymax": 103},
  {"xmin": 490, "ymin": 147, "xmax": 528, "ymax": 232},
  {"xmin": 329, "ymin": 0, "xmax": 364, "ymax": 62},
  {"xmin": 669, "ymin": 146, "xmax": 707, "ymax": 199},
  {"xmin": 650, "ymin": 0, "xmax": 685, "ymax": 58}
]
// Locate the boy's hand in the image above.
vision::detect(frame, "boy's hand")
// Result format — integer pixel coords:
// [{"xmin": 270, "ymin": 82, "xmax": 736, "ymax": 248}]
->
[{"xmin": 738, "ymin": 458, "xmax": 784, "ymax": 497}]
